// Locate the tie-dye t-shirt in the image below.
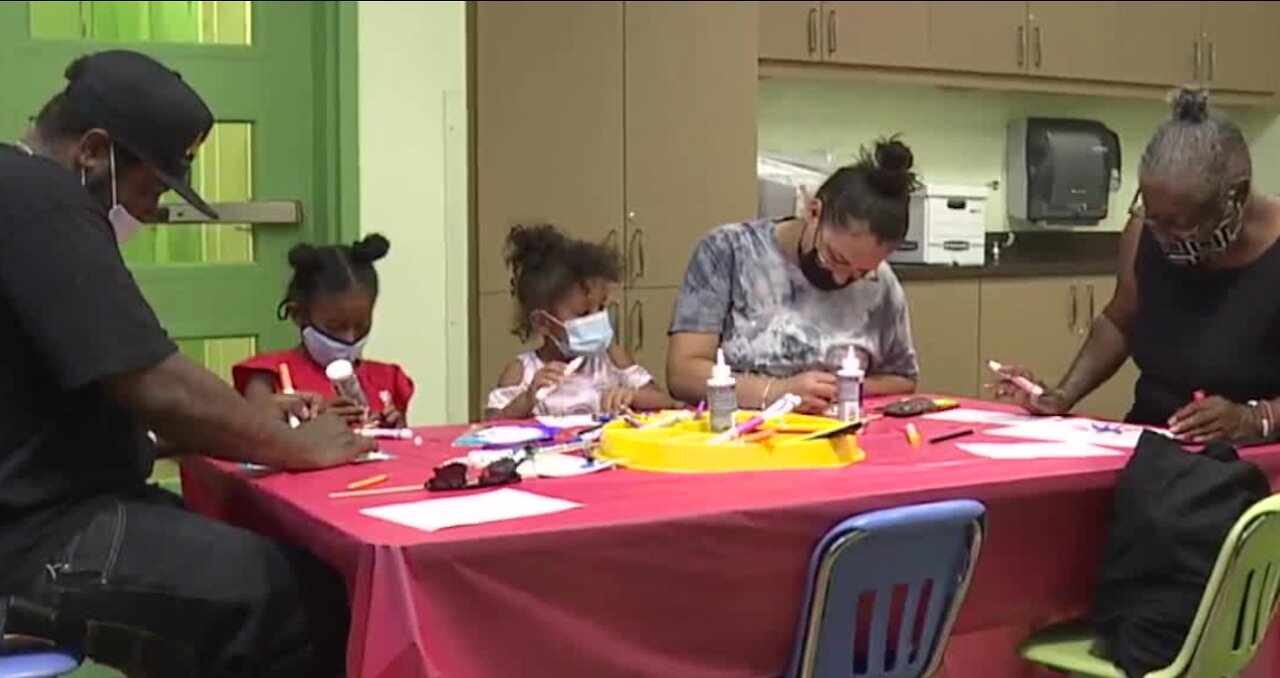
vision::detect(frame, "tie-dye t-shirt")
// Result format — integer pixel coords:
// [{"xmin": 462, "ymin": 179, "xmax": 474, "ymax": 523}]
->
[{"xmin": 669, "ymin": 219, "xmax": 918, "ymax": 380}]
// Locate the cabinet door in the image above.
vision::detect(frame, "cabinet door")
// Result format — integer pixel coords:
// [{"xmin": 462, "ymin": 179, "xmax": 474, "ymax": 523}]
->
[
  {"xmin": 1027, "ymin": 2, "xmax": 1119, "ymax": 81},
  {"xmin": 1073, "ymin": 276, "xmax": 1139, "ymax": 421},
  {"xmin": 928, "ymin": 1, "xmax": 1028, "ymax": 75},
  {"xmin": 1203, "ymin": 2, "xmax": 1279, "ymax": 94},
  {"xmin": 978, "ymin": 278, "xmax": 1082, "ymax": 397},
  {"xmin": 823, "ymin": 2, "xmax": 930, "ymax": 68},
  {"xmin": 476, "ymin": 292, "xmax": 538, "ymax": 415},
  {"xmin": 624, "ymin": 1, "xmax": 758, "ymax": 289},
  {"xmin": 624, "ymin": 287, "xmax": 681, "ymax": 394},
  {"xmin": 474, "ymin": 1, "xmax": 624, "ymax": 294},
  {"xmin": 1111, "ymin": 2, "xmax": 1201, "ymax": 86},
  {"xmin": 759, "ymin": 1, "xmax": 823, "ymax": 62},
  {"xmin": 901, "ymin": 279, "xmax": 981, "ymax": 398}
]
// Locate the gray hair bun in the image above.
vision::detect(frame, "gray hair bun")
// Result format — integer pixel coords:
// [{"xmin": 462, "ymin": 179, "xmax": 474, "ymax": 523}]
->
[{"xmin": 1170, "ymin": 87, "xmax": 1210, "ymax": 124}]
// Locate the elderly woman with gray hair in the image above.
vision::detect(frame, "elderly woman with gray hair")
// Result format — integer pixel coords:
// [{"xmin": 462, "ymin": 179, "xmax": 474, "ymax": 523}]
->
[{"xmin": 994, "ymin": 88, "xmax": 1280, "ymax": 443}]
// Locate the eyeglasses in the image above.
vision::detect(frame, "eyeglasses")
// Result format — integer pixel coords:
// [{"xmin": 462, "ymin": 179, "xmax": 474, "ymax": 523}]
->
[{"xmin": 814, "ymin": 226, "xmax": 877, "ymax": 282}]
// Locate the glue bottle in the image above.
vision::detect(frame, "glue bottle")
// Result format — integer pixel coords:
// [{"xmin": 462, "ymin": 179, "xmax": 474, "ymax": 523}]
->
[
  {"xmin": 325, "ymin": 359, "xmax": 369, "ymax": 409},
  {"xmin": 707, "ymin": 349, "xmax": 738, "ymax": 434},
  {"xmin": 835, "ymin": 348, "xmax": 864, "ymax": 422}
]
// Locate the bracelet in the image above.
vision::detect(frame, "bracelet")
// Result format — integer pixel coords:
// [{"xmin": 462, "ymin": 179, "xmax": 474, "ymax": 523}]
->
[
  {"xmin": 1263, "ymin": 400, "xmax": 1276, "ymax": 438},
  {"xmin": 761, "ymin": 379, "xmax": 775, "ymax": 410},
  {"xmin": 1249, "ymin": 400, "xmax": 1272, "ymax": 439}
]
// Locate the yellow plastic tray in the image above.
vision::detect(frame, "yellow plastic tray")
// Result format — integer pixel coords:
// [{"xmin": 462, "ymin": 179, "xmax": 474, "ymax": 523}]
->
[{"xmin": 598, "ymin": 411, "xmax": 865, "ymax": 473}]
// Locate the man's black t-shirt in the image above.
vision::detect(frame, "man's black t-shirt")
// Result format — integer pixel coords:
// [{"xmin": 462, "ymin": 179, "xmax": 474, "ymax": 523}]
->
[{"xmin": 0, "ymin": 144, "xmax": 176, "ymax": 592}]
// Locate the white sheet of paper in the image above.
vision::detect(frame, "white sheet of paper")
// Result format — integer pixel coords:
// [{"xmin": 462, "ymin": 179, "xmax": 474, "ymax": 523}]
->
[
  {"xmin": 361, "ymin": 488, "xmax": 582, "ymax": 532},
  {"xmin": 530, "ymin": 454, "xmax": 615, "ymax": 478},
  {"xmin": 922, "ymin": 408, "xmax": 1041, "ymax": 426},
  {"xmin": 958, "ymin": 442, "xmax": 1124, "ymax": 460},
  {"xmin": 983, "ymin": 417, "xmax": 1152, "ymax": 449},
  {"xmin": 536, "ymin": 415, "xmax": 599, "ymax": 429}
]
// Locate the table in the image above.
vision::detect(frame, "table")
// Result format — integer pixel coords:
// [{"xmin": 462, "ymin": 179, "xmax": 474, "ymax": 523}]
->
[{"xmin": 181, "ymin": 399, "xmax": 1280, "ymax": 678}]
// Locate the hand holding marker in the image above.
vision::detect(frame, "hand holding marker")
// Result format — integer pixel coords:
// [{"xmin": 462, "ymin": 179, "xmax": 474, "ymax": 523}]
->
[
  {"xmin": 278, "ymin": 363, "xmax": 302, "ymax": 428},
  {"xmin": 536, "ymin": 356, "xmax": 586, "ymax": 402},
  {"xmin": 988, "ymin": 360, "xmax": 1044, "ymax": 397}
]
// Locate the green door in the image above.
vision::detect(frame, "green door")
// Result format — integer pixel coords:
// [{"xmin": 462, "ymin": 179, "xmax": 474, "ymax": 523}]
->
[{"xmin": 0, "ymin": 1, "xmax": 350, "ymax": 378}]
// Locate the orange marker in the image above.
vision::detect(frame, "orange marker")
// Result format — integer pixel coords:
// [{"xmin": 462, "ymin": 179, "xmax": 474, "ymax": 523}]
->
[
  {"xmin": 905, "ymin": 423, "xmax": 922, "ymax": 448},
  {"xmin": 346, "ymin": 473, "xmax": 388, "ymax": 491},
  {"xmin": 278, "ymin": 363, "xmax": 302, "ymax": 428},
  {"xmin": 741, "ymin": 429, "xmax": 776, "ymax": 444}
]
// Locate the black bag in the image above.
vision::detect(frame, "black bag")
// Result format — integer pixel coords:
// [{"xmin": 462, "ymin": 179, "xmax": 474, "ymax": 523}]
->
[{"xmin": 1092, "ymin": 431, "xmax": 1269, "ymax": 677}]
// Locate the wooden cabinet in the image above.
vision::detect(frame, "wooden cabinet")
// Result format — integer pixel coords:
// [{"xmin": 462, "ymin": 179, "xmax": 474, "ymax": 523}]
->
[
  {"xmin": 928, "ymin": 1, "xmax": 1029, "ymax": 75},
  {"xmin": 901, "ymin": 279, "xmax": 981, "ymax": 398},
  {"xmin": 1073, "ymin": 275, "xmax": 1139, "ymax": 421},
  {"xmin": 1111, "ymin": 2, "xmax": 1201, "ymax": 87},
  {"xmin": 1201, "ymin": 2, "xmax": 1278, "ymax": 94},
  {"xmin": 759, "ymin": 0, "xmax": 821, "ymax": 62},
  {"xmin": 472, "ymin": 1, "xmax": 757, "ymax": 410},
  {"xmin": 1026, "ymin": 2, "xmax": 1119, "ymax": 81},
  {"xmin": 624, "ymin": 1, "xmax": 757, "ymax": 289},
  {"xmin": 473, "ymin": 1, "xmax": 623, "ymax": 295}
]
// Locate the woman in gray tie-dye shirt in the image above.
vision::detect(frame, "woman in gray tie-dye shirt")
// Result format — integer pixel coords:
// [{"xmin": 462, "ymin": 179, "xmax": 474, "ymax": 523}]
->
[{"xmin": 667, "ymin": 138, "xmax": 920, "ymax": 414}]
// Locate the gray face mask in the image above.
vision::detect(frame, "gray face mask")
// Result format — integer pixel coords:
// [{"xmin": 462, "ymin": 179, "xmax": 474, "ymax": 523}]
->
[{"xmin": 1133, "ymin": 188, "xmax": 1247, "ymax": 266}]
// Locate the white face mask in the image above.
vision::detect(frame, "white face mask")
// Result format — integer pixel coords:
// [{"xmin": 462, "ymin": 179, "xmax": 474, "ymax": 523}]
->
[
  {"xmin": 104, "ymin": 144, "xmax": 146, "ymax": 245},
  {"xmin": 302, "ymin": 326, "xmax": 369, "ymax": 366}
]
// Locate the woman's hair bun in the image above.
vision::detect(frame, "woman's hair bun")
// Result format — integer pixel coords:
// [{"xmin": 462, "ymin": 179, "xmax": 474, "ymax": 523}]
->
[
  {"xmin": 1170, "ymin": 87, "xmax": 1210, "ymax": 124},
  {"xmin": 866, "ymin": 135, "xmax": 920, "ymax": 196},
  {"xmin": 286, "ymin": 243, "xmax": 322, "ymax": 271},
  {"xmin": 350, "ymin": 233, "xmax": 391, "ymax": 263}
]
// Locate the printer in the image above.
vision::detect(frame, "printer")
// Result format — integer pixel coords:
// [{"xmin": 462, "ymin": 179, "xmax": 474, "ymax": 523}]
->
[
  {"xmin": 1006, "ymin": 118, "xmax": 1121, "ymax": 226},
  {"xmin": 889, "ymin": 184, "xmax": 988, "ymax": 267}
]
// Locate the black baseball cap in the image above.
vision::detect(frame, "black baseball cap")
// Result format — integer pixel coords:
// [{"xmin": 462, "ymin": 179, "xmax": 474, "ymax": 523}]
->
[{"xmin": 64, "ymin": 50, "xmax": 218, "ymax": 219}]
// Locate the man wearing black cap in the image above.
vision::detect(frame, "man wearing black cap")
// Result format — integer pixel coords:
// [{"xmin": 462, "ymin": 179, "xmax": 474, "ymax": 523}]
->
[{"xmin": 0, "ymin": 51, "xmax": 368, "ymax": 675}]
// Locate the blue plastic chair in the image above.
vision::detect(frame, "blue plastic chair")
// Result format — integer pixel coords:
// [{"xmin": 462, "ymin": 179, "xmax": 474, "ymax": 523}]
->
[
  {"xmin": 787, "ymin": 500, "xmax": 987, "ymax": 678},
  {"xmin": 0, "ymin": 598, "xmax": 81, "ymax": 678}
]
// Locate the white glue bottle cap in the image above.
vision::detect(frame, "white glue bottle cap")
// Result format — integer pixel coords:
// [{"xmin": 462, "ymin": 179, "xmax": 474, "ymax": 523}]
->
[
  {"xmin": 838, "ymin": 347, "xmax": 864, "ymax": 378},
  {"xmin": 709, "ymin": 349, "xmax": 735, "ymax": 387},
  {"xmin": 325, "ymin": 359, "xmax": 355, "ymax": 381}
]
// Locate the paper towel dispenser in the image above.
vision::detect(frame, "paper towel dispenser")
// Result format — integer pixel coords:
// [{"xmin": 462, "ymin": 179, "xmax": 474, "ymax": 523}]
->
[{"xmin": 1006, "ymin": 118, "xmax": 1121, "ymax": 226}]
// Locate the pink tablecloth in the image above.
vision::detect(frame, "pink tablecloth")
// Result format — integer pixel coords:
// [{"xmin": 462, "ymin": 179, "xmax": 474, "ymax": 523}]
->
[{"xmin": 180, "ymin": 399, "xmax": 1280, "ymax": 678}]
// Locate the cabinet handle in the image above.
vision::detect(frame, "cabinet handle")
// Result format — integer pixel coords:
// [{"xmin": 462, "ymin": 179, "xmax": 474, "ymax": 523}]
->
[
  {"xmin": 1208, "ymin": 42, "xmax": 1216, "ymax": 82},
  {"xmin": 1086, "ymin": 284, "xmax": 1096, "ymax": 336},
  {"xmin": 608, "ymin": 301, "xmax": 620, "ymax": 346},
  {"xmin": 1033, "ymin": 26, "xmax": 1043, "ymax": 69},
  {"xmin": 1068, "ymin": 284, "xmax": 1078, "ymax": 333},
  {"xmin": 628, "ymin": 300, "xmax": 642, "ymax": 353},
  {"xmin": 827, "ymin": 9, "xmax": 837, "ymax": 55},
  {"xmin": 1193, "ymin": 40, "xmax": 1201, "ymax": 81},
  {"xmin": 1016, "ymin": 25, "xmax": 1025, "ymax": 68},
  {"xmin": 807, "ymin": 8, "xmax": 818, "ymax": 56},
  {"xmin": 628, "ymin": 228, "xmax": 645, "ymax": 283},
  {"xmin": 603, "ymin": 228, "xmax": 618, "ymax": 254},
  {"xmin": 635, "ymin": 300, "xmax": 645, "ymax": 352}
]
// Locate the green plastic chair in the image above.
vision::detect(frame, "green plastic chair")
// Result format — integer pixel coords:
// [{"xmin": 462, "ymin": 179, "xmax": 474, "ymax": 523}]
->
[{"xmin": 1020, "ymin": 493, "xmax": 1280, "ymax": 677}]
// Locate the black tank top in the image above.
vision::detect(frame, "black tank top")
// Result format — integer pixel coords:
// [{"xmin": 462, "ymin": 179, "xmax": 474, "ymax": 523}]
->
[{"xmin": 1128, "ymin": 225, "xmax": 1280, "ymax": 425}]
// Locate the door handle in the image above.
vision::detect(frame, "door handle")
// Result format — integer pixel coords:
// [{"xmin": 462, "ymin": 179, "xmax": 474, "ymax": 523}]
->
[
  {"xmin": 608, "ymin": 301, "xmax": 621, "ymax": 346},
  {"xmin": 1016, "ymin": 25, "xmax": 1026, "ymax": 68},
  {"xmin": 807, "ymin": 8, "xmax": 818, "ymax": 56},
  {"xmin": 1068, "ymin": 284, "xmax": 1078, "ymax": 333},
  {"xmin": 1193, "ymin": 40, "xmax": 1201, "ymax": 81},
  {"xmin": 827, "ymin": 9, "xmax": 837, "ymax": 55},
  {"xmin": 150, "ymin": 201, "xmax": 301, "ymax": 225},
  {"xmin": 1086, "ymin": 284, "xmax": 1095, "ymax": 335},
  {"xmin": 629, "ymin": 228, "xmax": 645, "ymax": 284},
  {"xmin": 1033, "ymin": 26, "xmax": 1043, "ymax": 69}
]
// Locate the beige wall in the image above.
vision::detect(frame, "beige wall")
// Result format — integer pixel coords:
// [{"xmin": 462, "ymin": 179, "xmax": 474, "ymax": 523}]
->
[{"xmin": 357, "ymin": 1, "xmax": 469, "ymax": 424}]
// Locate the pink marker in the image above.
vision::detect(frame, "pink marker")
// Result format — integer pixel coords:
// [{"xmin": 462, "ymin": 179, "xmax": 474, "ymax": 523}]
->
[{"xmin": 987, "ymin": 360, "xmax": 1044, "ymax": 397}]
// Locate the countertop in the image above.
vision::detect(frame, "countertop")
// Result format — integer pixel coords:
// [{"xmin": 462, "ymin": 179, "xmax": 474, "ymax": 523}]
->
[{"xmin": 891, "ymin": 231, "xmax": 1118, "ymax": 281}]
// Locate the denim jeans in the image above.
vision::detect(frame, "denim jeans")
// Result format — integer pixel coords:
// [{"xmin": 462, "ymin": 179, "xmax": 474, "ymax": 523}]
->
[{"xmin": 7, "ymin": 487, "xmax": 349, "ymax": 677}]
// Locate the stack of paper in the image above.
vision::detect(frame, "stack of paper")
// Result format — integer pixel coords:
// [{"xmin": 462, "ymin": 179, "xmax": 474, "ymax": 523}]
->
[
  {"xmin": 361, "ymin": 488, "xmax": 582, "ymax": 532},
  {"xmin": 957, "ymin": 442, "xmax": 1123, "ymax": 460},
  {"xmin": 983, "ymin": 417, "xmax": 1149, "ymax": 449}
]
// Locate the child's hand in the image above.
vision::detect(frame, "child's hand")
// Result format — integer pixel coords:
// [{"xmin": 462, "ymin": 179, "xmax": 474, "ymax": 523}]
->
[
  {"xmin": 601, "ymin": 387, "xmax": 636, "ymax": 416},
  {"xmin": 271, "ymin": 391, "xmax": 323, "ymax": 423},
  {"xmin": 322, "ymin": 396, "xmax": 368, "ymax": 426},
  {"xmin": 377, "ymin": 403, "xmax": 406, "ymax": 428},
  {"xmin": 525, "ymin": 362, "xmax": 568, "ymax": 401}
]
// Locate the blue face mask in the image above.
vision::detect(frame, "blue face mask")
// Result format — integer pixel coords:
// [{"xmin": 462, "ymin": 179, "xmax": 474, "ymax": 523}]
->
[
  {"xmin": 541, "ymin": 310, "xmax": 613, "ymax": 357},
  {"xmin": 302, "ymin": 326, "xmax": 369, "ymax": 366}
]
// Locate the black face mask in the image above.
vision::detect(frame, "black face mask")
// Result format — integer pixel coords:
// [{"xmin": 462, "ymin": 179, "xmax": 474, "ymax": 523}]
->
[{"xmin": 797, "ymin": 223, "xmax": 854, "ymax": 292}]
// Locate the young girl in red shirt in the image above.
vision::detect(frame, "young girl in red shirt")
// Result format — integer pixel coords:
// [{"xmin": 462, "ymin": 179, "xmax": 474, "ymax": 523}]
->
[{"xmin": 233, "ymin": 234, "xmax": 414, "ymax": 426}]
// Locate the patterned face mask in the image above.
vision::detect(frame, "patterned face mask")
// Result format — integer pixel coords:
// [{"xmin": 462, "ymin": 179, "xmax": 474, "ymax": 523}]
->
[{"xmin": 1133, "ymin": 187, "xmax": 1247, "ymax": 266}]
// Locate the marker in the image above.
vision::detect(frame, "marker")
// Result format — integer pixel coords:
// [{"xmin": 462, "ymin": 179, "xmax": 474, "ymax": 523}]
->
[
  {"xmin": 535, "ymin": 356, "xmax": 586, "ymax": 402},
  {"xmin": 987, "ymin": 360, "xmax": 1045, "ymax": 397},
  {"xmin": 346, "ymin": 473, "xmax": 389, "ymax": 491},
  {"xmin": 905, "ymin": 423, "xmax": 922, "ymax": 448},
  {"xmin": 790, "ymin": 419, "xmax": 863, "ymax": 442},
  {"xmin": 694, "ymin": 401, "xmax": 706, "ymax": 420},
  {"xmin": 358, "ymin": 428, "xmax": 415, "ymax": 440},
  {"xmin": 928, "ymin": 428, "xmax": 974, "ymax": 445},
  {"xmin": 640, "ymin": 411, "xmax": 694, "ymax": 429},
  {"xmin": 1194, "ymin": 390, "xmax": 1206, "ymax": 402},
  {"xmin": 329, "ymin": 483, "xmax": 423, "ymax": 500},
  {"xmin": 278, "ymin": 363, "xmax": 302, "ymax": 428},
  {"xmin": 708, "ymin": 393, "xmax": 801, "ymax": 444},
  {"xmin": 741, "ymin": 429, "xmax": 776, "ymax": 444}
]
